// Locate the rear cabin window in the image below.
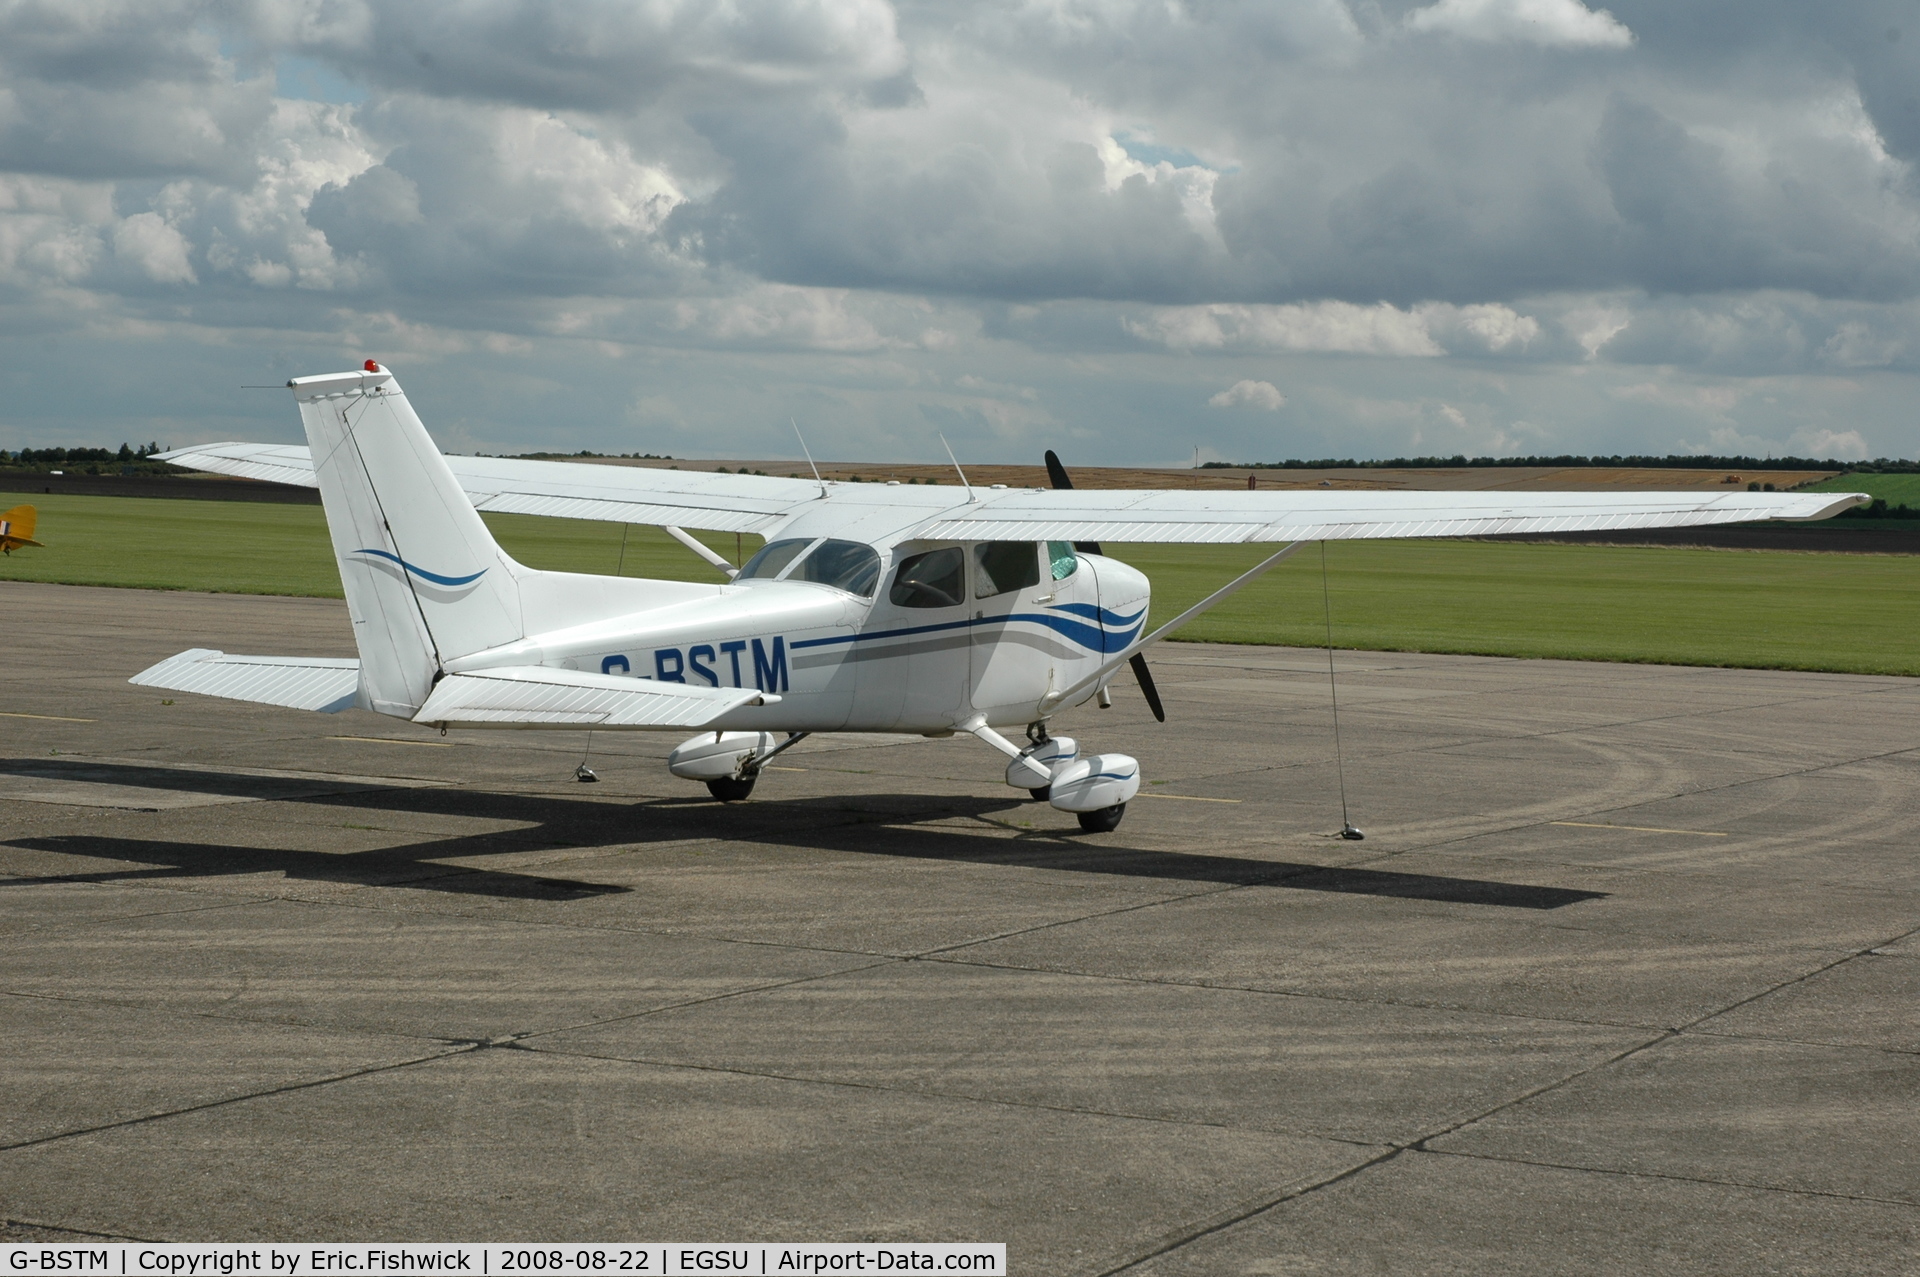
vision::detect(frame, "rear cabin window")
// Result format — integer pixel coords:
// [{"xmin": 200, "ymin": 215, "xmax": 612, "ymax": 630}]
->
[
  {"xmin": 889, "ymin": 547, "xmax": 966, "ymax": 608},
  {"xmin": 972, "ymin": 541, "xmax": 1041, "ymax": 599}
]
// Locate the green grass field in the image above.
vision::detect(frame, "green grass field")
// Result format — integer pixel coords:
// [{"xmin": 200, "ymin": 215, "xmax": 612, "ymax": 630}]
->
[
  {"xmin": 5, "ymin": 490, "xmax": 1919, "ymax": 676},
  {"xmin": 0, "ymin": 491, "xmax": 750, "ymax": 596},
  {"xmin": 1808, "ymin": 472, "xmax": 1920, "ymax": 505}
]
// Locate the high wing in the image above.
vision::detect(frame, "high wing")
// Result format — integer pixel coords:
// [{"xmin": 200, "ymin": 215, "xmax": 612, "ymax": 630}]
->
[
  {"xmin": 919, "ymin": 487, "xmax": 1867, "ymax": 543},
  {"xmin": 159, "ymin": 441, "xmax": 1867, "ymax": 543},
  {"xmin": 158, "ymin": 442, "xmax": 838, "ymax": 536}
]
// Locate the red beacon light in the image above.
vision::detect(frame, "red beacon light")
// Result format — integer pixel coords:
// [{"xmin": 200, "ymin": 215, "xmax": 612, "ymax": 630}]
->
[{"xmin": 364, "ymin": 359, "xmax": 380, "ymax": 372}]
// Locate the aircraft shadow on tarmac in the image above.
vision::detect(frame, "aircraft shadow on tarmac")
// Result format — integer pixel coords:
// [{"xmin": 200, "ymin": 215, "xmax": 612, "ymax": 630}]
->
[{"xmin": 0, "ymin": 758, "xmax": 1605, "ymax": 911}]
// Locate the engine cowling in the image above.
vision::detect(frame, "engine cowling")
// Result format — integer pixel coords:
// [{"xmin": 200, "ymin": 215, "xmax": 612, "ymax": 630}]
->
[
  {"xmin": 1046, "ymin": 753, "xmax": 1140, "ymax": 813},
  {"xmin": 668, "ymin": 730, "xmax": 778, "ymax": 781}
]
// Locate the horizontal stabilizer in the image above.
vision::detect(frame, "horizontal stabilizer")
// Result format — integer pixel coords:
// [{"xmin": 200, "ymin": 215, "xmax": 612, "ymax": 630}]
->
[
  {"xmin": 412, "ymin": 665, "xmax": 773, "ymax": 729},
  {"xmin": 153, "ymin": 443, "xmax": 319, "ymax": 489},
  {"xmin": 130, "ymin": 649, "xmax": 360, "ymax": 713}
]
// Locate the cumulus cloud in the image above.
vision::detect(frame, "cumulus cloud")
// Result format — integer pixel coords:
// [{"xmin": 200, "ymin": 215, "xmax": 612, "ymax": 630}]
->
[
  {"xmin": 110, "ymin": 211, "xmax": 196, "ymax": 284},
  {"xmin": 1404, "ymin": 0, "xmax": 1634, "ymax": 49},
  {"xmin": 1795, "ymin": 428, "xmax": 1870, "ymax": 460},
  {"xmin": 0, "ymin": 0, "xmax": 1919, "ymax": 463},
  {"xmin": 673, "ymin": 286, "xmax": 893, "ymax": 352},
  {"xmin": 1124, "ymin": 301, "xmax": 1540, "ymax": 357},
  {"xmin": 1821, "ymin": 320, "xmax": 1906, "ymax": 368},
  {"xmin": 1127, "ymin": 302, "xmax": 1444, "ymax": 356},
  {"xmin": 1209, "ymin": 379, "xmax": 1286, "ymax": 410},
  {"xmin": 249, "ymin": 0, "xmax": 912, "ymax": 111}
]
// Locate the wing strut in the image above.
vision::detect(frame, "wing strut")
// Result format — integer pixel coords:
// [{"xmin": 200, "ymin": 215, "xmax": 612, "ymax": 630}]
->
[{"xmin": 664, "ymin": 525, "xmax": 738, "ymax": 579}]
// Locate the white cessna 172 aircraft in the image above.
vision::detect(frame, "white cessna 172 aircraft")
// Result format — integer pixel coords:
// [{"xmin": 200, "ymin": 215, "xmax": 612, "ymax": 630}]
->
[{"xmin": 135, "ymin": 362, "xmax": 1867, "ymax": 831}]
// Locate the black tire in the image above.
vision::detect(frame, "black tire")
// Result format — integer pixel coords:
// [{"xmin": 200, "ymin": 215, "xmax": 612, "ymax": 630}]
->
[
  {"xmin": 1076, "ymin": 803, "xmax": 1125, "ymax": 833},
  {"xmin": 1028, "ymin": 785, "xmax": 1051, "ymax": 801},
  {"xmin": 706, "ymin": 776, "xmax": 757, "ymax": 802}
]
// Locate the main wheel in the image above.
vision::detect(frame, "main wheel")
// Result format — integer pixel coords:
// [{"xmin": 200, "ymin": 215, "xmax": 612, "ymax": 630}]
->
[
  {"xmin": 1076, "ymin": 803, "xmax": 1126, "ymax": 833},
  {"xmin": 1028, "ymin": 785, "xmax": 1051, "ymax": 801},
  {"xmin": 706, "ymin": 776, "xmax": 757, "ymax": 802}
]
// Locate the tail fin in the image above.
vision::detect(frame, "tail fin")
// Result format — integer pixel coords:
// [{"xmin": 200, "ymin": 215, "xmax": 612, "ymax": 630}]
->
[
  {"xmin": 293, "ymin": 363, "xmax": 526, "ymax": 717},
  {"xmin": 1, "ymin": 505, "xmax": 43, "ymax": 549}
]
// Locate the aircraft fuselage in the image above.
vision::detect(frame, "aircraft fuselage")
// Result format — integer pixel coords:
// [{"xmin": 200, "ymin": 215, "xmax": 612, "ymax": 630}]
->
[{"xmin": 438, "ymin": 543, "xmax": 1149, "ymax": 735}]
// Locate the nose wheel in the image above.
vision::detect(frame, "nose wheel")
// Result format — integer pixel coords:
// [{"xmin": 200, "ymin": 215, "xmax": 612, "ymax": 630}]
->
[{"xmin": 1076, "ymin": 803, "xmax": 1126, "ymax": 833}]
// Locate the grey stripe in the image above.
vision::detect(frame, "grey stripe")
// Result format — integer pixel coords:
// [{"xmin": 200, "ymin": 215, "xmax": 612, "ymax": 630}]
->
[
  {"xmin": 968, "ymin": 630, "xmax": 1082, "ymax": 662},
  {"xmin": 791, "ymin": 631, "xmax": 975, "ymax": 671}
]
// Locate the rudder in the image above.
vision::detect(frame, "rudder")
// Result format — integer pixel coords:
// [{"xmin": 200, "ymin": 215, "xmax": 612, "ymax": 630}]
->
[{"xmin": 293, "ymin": 363, "xmax": 526, "ymax": 717}]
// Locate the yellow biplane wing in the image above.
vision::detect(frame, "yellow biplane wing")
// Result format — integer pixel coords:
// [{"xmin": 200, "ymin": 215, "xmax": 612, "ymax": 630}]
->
[{"xmin": 1, "ymin": 504, "xmax": 44, "ymax": 554}]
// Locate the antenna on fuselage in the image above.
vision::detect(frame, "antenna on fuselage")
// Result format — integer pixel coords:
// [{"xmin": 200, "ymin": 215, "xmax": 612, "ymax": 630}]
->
[
  {"xmin": 938, "ymin": 433, "xmax": 977, "ymax": 503},
  {"xmin": 791, "ymin": 417, "xmax": 827, "ymax": 499}
]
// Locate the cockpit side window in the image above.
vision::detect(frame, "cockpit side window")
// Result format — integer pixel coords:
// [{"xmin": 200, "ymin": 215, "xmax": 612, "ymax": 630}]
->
[
  {"xmin": 972, "ymin": 541, "xmax": 1041, "ymax": 599},
  {"xmin": 1048, "ymin": 541, "xmax": 1079, "ymax": 581},
  {"xmin": 889, "ymin": 547, "xmax": 966, "ymax": 608}
]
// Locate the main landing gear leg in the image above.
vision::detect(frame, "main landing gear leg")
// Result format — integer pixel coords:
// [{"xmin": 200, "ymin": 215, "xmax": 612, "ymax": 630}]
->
[
  {"xmin": 1025, "ymin": 721, "xmax": 1052, "ymax": 801},
  {"xmin": 708, "ymin": 731, "xmax": 809, "ymax": 802}
]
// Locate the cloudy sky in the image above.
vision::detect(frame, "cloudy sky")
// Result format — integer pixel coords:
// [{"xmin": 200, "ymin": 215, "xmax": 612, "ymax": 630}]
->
[{"xmin": 2, "ymin": 0, "xmax": 1917, "ymax": 465}]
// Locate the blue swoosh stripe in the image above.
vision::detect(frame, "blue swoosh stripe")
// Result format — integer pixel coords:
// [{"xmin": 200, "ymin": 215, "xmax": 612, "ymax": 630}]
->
[
  {"xmin": 790, "ymin": 612, "xmax": 1141, "ymax": 656},
  {"xmin": 1003, "ymin": 611, "xmax": 1141, "ymax": 653},
  {"xmin": 791, "ymin": 617, "xmax": 973, "ymax": 649},
  {"xmin": 352, "ymin": 548, "xmax": 488, "ymax": 587},
  {"xmin": 1047, "ymin": 601, "xmax": 1147, "ymax": 628}
]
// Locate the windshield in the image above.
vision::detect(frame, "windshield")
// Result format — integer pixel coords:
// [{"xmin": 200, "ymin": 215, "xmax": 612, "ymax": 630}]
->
[
  {"xmin": 737, "ymin": 538, "xmax": 814, "ymax": 581},
  {"xmin": 788, "ymin": 539, "xmax": 882, "ymax": 597},
  {"xmin": 736, "ymin": 537, "xmax": 881, "ymax": 597}
]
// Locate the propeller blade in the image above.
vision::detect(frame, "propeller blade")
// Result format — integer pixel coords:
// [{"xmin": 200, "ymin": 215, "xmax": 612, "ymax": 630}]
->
[
  {"xmin": 1130, "ymin": 652, "xmax": 1166, "ymax": 723},
  {"xmin": 1043, "ymin": 449, "xmax": 1103, "ymax": 554},
  {"xmin": 1044, "ymin": 448, "xmax": 1074, "ymax": 490},
  {"xmin": 1050, "ymin": 446, "xmax": 1157, "ymax": 718}
]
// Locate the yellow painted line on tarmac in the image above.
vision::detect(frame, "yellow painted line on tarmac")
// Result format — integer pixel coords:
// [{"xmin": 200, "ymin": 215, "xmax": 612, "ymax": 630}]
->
[
  {"xmin": 1552, "ymin": 821, "xmax": 1728, "ymax": 837},
  {"xmin": 0, "ymin": 712, "xmax": 95, "ymax": 722},
  {"xmin": 328, "ymin": 735, "xmax": 455, "ymax": 748},
  {"xmin": 1138, "ymin": 792, "xmax": 1242, "ymax": 803},
  {"xmin": 765, "ymin": 766, "xmax": 807, "ymax": 772}
]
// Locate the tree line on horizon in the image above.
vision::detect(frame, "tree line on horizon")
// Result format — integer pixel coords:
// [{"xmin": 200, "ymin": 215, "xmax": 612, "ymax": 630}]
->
[
  {"xmin": 1202, "ymin": 454, "xmax": 1920, "ymax": 473},
  {"xmin": 1, "ymin": 443, "xmax": 174, "ymax": 475}
]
